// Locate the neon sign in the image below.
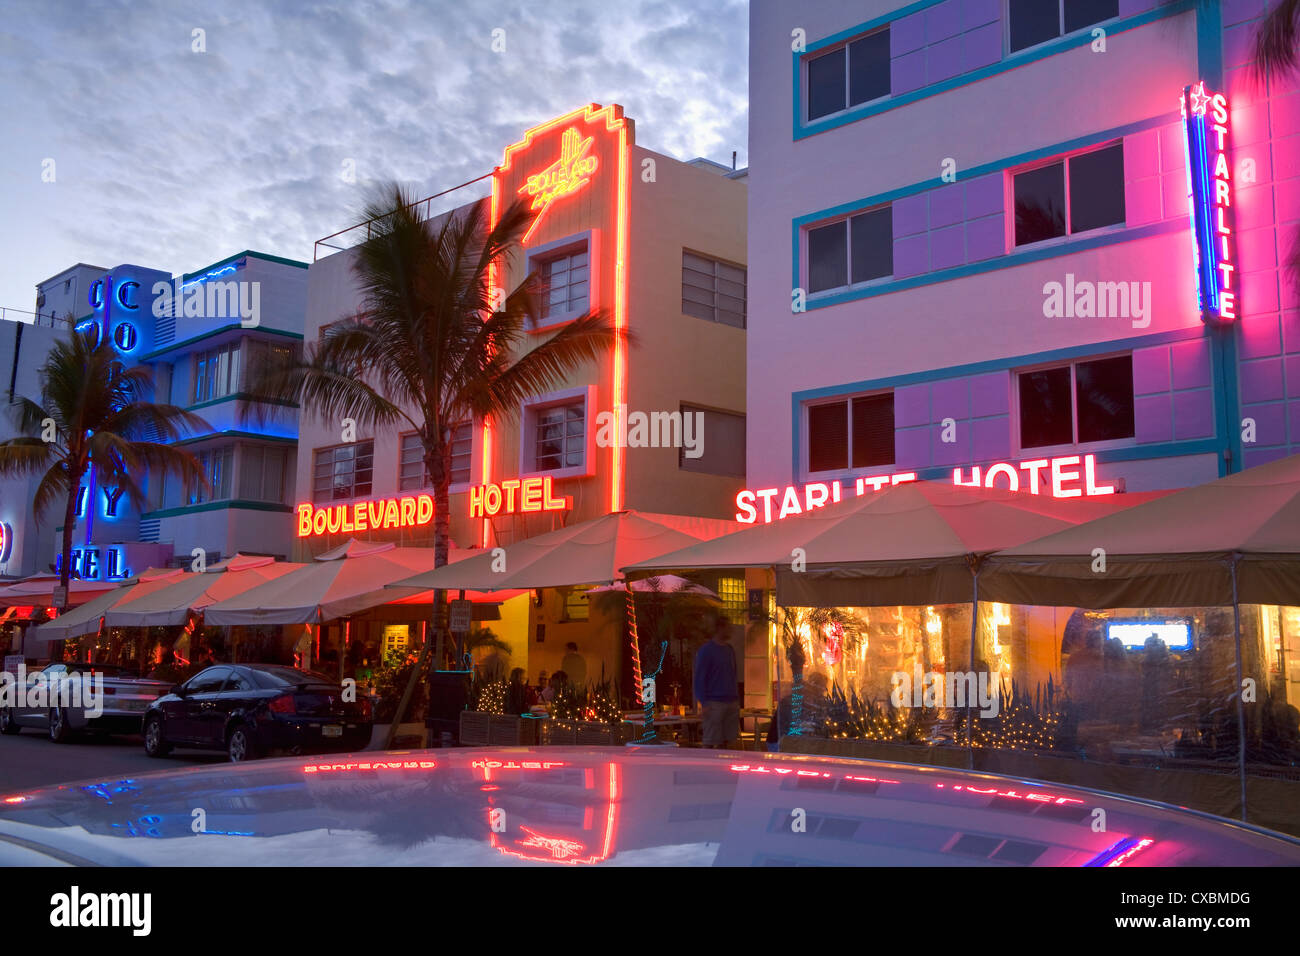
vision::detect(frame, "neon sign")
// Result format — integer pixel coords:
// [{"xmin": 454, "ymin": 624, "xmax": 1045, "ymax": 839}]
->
[
  {"xmin": 296, "ymin": 494, "xmax": 434, "ymax": 538},
  {"xmin": 480, "ymin": 760, "xmax": 619, "ymax": 864},
  {"xmin": 518, "ymin": 127, "xmax": 599, "ymax": 242},
  {"xmin": 1181, "ymin": 82, "xmax": 1236, "ymax": 323},
  {"xmin": 468, "ymin": 477, "xmax": 572, "ymax": 518},
  {"xmin": 737, "ymin": 453, "xmax": 1116, "ymax": 523},
  {"xmin": 53, "ymin": 546, "xmax": 131, "ymax": 581},
  {"xmin": 303, "ymin": 759, "xmax": 437, "ymax": 772},
  {"xmin": 0, "ymin": 522, "xmax": 10, "ymax": 562},
  {"xmin": 1084, "ymin": 836, "xmax": 1155, "ymax": 867}
]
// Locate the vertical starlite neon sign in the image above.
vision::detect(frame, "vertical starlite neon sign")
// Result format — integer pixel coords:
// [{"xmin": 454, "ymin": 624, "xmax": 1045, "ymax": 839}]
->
[{"xmin": 1181, "ymin": 82, "xmax": 1236, "ymax": 324}]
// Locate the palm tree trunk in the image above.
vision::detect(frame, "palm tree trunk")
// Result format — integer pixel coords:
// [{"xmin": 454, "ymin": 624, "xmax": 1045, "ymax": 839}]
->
[{"xmin": 56, "ymin": 468, "xmax": 82, "ymax": 610}]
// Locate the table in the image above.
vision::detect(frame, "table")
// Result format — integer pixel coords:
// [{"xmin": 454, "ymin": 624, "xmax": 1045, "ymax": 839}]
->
[
  {"xmin": 623, "ymin": 714, "xmax": 703, "ymax": 745},
  {"xmin": 740, "ymin": 709, "xmax": 773, "ymax": 748}
]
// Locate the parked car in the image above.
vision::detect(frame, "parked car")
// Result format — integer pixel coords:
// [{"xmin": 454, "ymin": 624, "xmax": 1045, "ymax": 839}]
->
[
  {"xmin": 142, "ymin": 664, "xmax": 373, "ymax": 762},
  {"xmin": 0, "ymin": 663, "xmax": 172, "ymax": 742}
]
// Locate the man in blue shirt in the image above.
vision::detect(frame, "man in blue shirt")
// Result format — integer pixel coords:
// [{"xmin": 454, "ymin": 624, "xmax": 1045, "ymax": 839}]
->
[{"xmin": 694, "ymin": 614, "xmax": 739, "ymax": 748}]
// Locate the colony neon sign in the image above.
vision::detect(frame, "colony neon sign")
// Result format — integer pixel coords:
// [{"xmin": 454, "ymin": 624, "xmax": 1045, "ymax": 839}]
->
[
  {"xmin": 518, "ymin": 126, "xmax": 599, "ymax": 241},
  {"xmin": 468, "ymin": 477, "xmax": 572, "ymax": 519},
  {"xmin": 1182, "ymin": 82, "xmax": 1236, "ymax": 323},
  {"xmin": 296, "ymin": 495, "xmax": 434, "ymax": 538},
  {"xmin": 737, "ymin": 453, "xmax": 1116, "ymax": 523}
]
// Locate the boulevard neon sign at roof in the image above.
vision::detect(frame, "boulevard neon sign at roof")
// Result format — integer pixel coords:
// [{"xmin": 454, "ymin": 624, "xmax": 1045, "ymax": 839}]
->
[
  {"xmin": 297, "ymin": 495, "xmax": 434, "ymax": 538},
  {"xmin": 737, "ymin": 453, "xmax": 1117, "ymax": 523},
  {"xmin": 1181, "ymin": 81, "xmax": 1237, "ymax": 324}
]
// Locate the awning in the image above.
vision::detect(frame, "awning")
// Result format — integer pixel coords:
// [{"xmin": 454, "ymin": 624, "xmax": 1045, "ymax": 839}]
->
[
  {"xmin": 203, "ymin": 543, "xmax": 444, "ymax": 625},
  {"xmin": 25, "ymin": 567, "xmax": 187, "ymax": 645},
  {"xmin": 0, "ymin": 574, "xmax": 121, "ymax": 608},
  {"xmin": 103, "ymin": 554, "xmax": 306, "ymax": 627},
  {"xmin": 981, "ymin": 452, "xmax": 1300, "ymax": 608},
  {"xmin": 625, "ymin": 482, "xmax": 1165, "ymax": 607},
  {"xmin": 388, "ymin": 510, "xmax": 742, "ymax": 592}
]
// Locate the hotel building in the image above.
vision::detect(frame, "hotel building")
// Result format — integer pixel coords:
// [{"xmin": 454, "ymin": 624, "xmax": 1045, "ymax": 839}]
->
[
  {"xmin": 295, "ymin": 103, "xmax": 748, "ymax": 684},
  {"xmin": 742, "ymin": 0, "xmax": 1300, "ymax": 816},
  {"xmin": 748, "ymin": 0, "xmax": 1297, "ymax": 506},
  {"xmin": 0, "ymin": 253, "xmax": 308, "ymax": 584}
]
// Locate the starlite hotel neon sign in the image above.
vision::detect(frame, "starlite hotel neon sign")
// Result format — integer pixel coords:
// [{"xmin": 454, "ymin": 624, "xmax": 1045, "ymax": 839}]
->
[{"xmin": 1181, "ymin": 82, "xmax": 1236, "ymax": 324}]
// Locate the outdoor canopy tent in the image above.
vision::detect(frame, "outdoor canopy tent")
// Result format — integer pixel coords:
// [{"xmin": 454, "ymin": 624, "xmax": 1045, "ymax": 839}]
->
[
  {"xmin": 625, "ymin": 480, "xmax": 1166, "ymax": 607},
  {"xmin": 387, "ymin": 510, "xmax": 742, "ymax": 593},
  {"xmin": 980, "ymin": 451, "xmax": 1300, "ymax": 608},
  {"xmin": 204, "ymin": 541, "xmax": 451, "ymax": 625},
  {"xmin": 100, "ymin": 553, "xmax": 307, "ymax": 628},
  {"xmin": 24, "ymin": 567, "xmax": 186, "ymax": 645},
  {"xmin": 0, "ymin": 573, "xmax": 120, "ymax": 608}
]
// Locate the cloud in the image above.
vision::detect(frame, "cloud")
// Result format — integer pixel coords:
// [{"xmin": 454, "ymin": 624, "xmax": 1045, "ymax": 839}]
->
[{"xmin": 0, "ymin": 0, "xmax": 747, "ymax": 308}]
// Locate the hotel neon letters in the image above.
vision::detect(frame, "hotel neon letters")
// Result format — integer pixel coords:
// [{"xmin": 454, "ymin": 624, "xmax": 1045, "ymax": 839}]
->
[
  {"xmin": 518, "ymin": 126, "xmax": 599, "ymax": 241},
  {"xmin": 295, "ymin": 494, "xmax": 434, "ymax": 538},
  {"xmin": 1181, "ymin": 81, "xmax": 1236, "ymax": 323},
  {"xmin": 736, "ymin": 453, "xmax": 1116, "ymax": 523},
  {"xmin": 469, "ymin": 476, "xmax": 573, "ymax": 519}
]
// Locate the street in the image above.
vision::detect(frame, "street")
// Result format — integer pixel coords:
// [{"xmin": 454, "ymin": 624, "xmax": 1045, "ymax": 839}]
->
[{"xmin": 0, "ymin": 728, "xmax": 224, "ymax": 793}]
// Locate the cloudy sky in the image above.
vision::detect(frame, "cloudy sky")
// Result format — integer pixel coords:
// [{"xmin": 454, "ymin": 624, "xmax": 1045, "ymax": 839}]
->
[{"xmin": 0, "ymin": 0, "xmax": 748, "ymax": 313}]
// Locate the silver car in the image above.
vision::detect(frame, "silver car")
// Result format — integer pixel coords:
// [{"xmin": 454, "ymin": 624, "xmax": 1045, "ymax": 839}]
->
[{"xmin": 0, "ymin": 663, "xmax": 171, "ymax": 743}]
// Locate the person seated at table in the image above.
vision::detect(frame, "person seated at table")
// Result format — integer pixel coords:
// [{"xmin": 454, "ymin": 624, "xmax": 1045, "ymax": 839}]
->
[
  {"xmin": 543, "ymin": 671, "xmax": 568, "ymax": 703},
  {"xmin": 536, "ymin": 671, "xmax": 550, "ymax": 698},
  {"xmin": 505, "ymin": 667, "xmax": 538, "ymax": 715}
]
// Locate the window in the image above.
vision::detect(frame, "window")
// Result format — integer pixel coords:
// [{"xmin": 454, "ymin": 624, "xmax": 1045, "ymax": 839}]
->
[
  {"xmin": 538, "ymin": 245, "xmax": 589, "ymax": 321},
  {"xmin": 193, "ymin": 343, "xmax": 241, "ymax": 403},
  {"xmin": 682, "ymin": 252, "xmax": 746, "ymax": 328},
  {"xmin": 1018, "ymin": 355, "xmax": 1134, "ymax": 449},
  {"xmin": 245, "ymin": 340, "xmax": 296, "ymax": 382},
  {"xmin": 399, "ymin": 425, "xmax": 472, "ymax": 490},
  {"xmin": 563, "ymin": 587, "xmax": 590, "ymax": 621},
  {"xmin": 186, "ymin": 667, "xmax": 231, "ymax": 695},
  {"xmin": 189, "ymin": 445, "xmax": 233, "ymax": 504},
  {"xmin": 679, "ymin": 404, "xmax": 746, "ymax": 477},
  {"xmin": 717, "ymin": 576, "xmax": 746, "ymax": 626},
  {"xmin": 807, "ymin": 28, "xmax": 890, "ymax": 121},
  {"xmin": 312, "ymin": 441, "xmax": 374, "ymax": 502},
  {"xmin": 533, "ymin": 400, "xmax": 585, "ymax": 472},
  {"xmin": 1013, "ymin": 143, "xmax": 1124, "ymax": 246},
  {"xmin": 238, "ymin": 444, "xmax": 288, "ymax": 503},
  {"xmin": 1009, "ymin": 0, "xmax": 1118, "ymax": 53},
  {"xmin": 807, "ymin": 393, "xmax": 895, "ymax": 473},
  {"xmin": 808, "ymin": 206, "xmax": 893, "ymax": 293}
]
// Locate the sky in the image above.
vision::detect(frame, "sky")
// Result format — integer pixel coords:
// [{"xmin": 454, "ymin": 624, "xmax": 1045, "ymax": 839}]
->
[{"xmin": 0, "ymin": 0, "xmax": 749, "ymax": 314}]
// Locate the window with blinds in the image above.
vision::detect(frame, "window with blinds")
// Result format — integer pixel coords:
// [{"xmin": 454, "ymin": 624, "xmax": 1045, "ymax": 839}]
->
[
  {"xmin": 399, "ymin": 425, "xmax": 472, "ymax": 490},
  {"xmin": 238, "ymin": 444, "xmax": 288, "ymax": 503},
  {"xmin": 682, "ymin": 251, "xmax": 746, "ymax": 328},
  {"xmin": 807, "ymin": 392, "xmax": 895, "ymax": 474},
  {"xmin": 194, "ymin": 343, "xmax": 241, "ymax": 403},
  {"xmin": 313, "ymin": 441, "xmax": 374, "ymax": 502}
]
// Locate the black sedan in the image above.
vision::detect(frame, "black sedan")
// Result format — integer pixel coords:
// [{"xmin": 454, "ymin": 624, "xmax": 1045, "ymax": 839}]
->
[{"xmin": 142, "ymin": 664, "xmax": 372, "ymax": 762}]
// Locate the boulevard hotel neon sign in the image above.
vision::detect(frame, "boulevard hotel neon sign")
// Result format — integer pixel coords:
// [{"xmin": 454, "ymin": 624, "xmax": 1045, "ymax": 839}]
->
[
  {"xmin": 1181, "ymin": 81, "xmax": 1236, "ymax": 323},
  {"xmin": 296, "ymin": 477, "xmax": 574, "ymax": 537},
  {"xmin": 737, "ymin": 453, "xmax": 1116, "ymax": 524}
]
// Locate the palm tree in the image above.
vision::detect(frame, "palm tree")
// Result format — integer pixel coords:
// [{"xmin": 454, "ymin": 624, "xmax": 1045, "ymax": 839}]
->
[
  {"xmin": 1251, "ymin": 1, "xmax": 1300, "ymax": 287},
  {"xmin": 244, "ymin": 183, "xmax": 624, "ymax": 742},
  {"xmin": 0, "ymin": 325, "xmax": 208, "ymax": 603},
  {"xmin": 768, "ymin": 605, "xmax": 864, "ymax": 739}
]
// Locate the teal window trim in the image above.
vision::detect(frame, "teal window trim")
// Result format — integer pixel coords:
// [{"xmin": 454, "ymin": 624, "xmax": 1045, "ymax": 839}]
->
[
  {"xmin": 792, "ymin": 0, "xmax": 1193, "ymax": 140},
  {"xmin": 142, "ymin": 499, "xmax": 293, "ymax": 519},
  {"xmin": 173, "ymin": 430, "xmax": 297, "ymax": 448},
  {"xmin": 182, "ymin": 249, "xmax": 308, "ymax": 283},
  {"xmin": 141, "ymin": 324, "xmax": 303, "ymax": 363},
  {"xmin": 791, "ymin": 111, "xmax": 1181, "ymax": 308},
  {"xmin": 186, "ymin": 392, "xmax": 299, "ymax": 413},
  {"xmin": 789, "ymin": 325, "xmax": 1216, "ymax": 480}
]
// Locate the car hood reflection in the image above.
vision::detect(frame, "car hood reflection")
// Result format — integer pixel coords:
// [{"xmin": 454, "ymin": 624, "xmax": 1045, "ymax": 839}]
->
[{"xmin": 1, "ymin": 748, "xmax": 1297, "ymax": 866}]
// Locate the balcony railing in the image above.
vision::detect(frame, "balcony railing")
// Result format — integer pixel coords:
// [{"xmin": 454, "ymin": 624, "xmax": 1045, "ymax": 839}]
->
[
  {"xmin": 313, "ymin": 173, "xmax": 493, "ymax": 261},
  {"xmin": 1, "ymin": 307, "xmax": 74, "ymax": 329}
]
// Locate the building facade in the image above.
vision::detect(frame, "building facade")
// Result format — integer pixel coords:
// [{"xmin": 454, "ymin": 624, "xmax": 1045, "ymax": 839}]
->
[
  {"xmin": 747, "ymin": 0, "xmax": 1298, "ymax": 514},
  {"xmin": 0, "ymin": 252, "xmax": 307, "ymax": 583},
  {"xmin": 294, "ymin": 104, "xmax": 748, "ymax": 684}
]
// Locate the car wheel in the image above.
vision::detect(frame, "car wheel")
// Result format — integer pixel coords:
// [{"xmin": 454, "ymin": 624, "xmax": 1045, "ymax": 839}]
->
[
  {"xmin": 227, "ymin": 725, "xmax": 259, "ymax": 763},
  {"xmin": 48, "ymin": 707, "xmax": 72, "ymax": 744},
  {"xmin": 0, "ymin": 709, "xmax": 19, "ymax": 735},
  {"xmin": 143, "ymin": 715, "xmax": 171, "ymax": 757}
]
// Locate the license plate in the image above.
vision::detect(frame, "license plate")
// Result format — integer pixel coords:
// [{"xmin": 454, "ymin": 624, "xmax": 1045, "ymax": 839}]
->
[{"xmin": 322, "ymin": 725, "xmax": 343, "ymax": 737}]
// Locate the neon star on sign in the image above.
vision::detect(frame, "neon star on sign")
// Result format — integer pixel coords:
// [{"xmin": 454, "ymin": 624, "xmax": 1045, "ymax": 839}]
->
[
  {"xmin": 1181, "ymin": 81, "xmax": 1237, "ymax": 324},
  {"xmin": 518, "ymin": 127, "xmax": 598, "ymax": 241}
]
